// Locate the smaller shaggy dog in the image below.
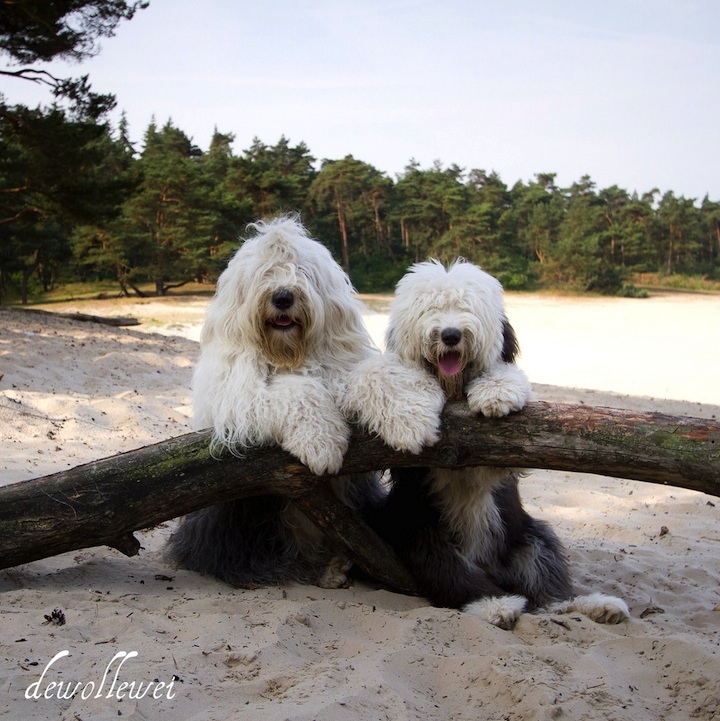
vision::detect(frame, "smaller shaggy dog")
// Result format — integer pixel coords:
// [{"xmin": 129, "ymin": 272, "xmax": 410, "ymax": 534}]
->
[
  {"xmin": 166, "ymin": 217, "xmax": 398, "ymax": 589},
  {"xmin": 368, "ymin": 260, "xmax": 629, "ymax": 629}
]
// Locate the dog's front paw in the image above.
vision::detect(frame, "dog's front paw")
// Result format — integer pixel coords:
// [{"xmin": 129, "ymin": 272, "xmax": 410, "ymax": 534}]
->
[
  {"xmin": 373, "ymin": 379, "xmax": 443, "ymax": 453},
  {"xmin": 467, "ymin": 365, "xmax": 532, "ymax": 417},
  {"xmin": 468, "ymin": 384, "xmax": 527, "ymax": 417},
  {"xmin": 343, "ymin": 355, "xmax": 444, "ymax": 453},
  {"xmin": 463, "ymin": 595, "xmax": 527, "ymax": 630},
  {"xmin": 284, "ymin": 432, "xmax": 348, "ymax": 476},
  {"xmin": 279, "ymin": 411, "xmax": 350, "ymax": 475},
  {"xmin": 378, "ymin": 413, "xmax": 441, "ymax": 454},
  {"xmin": 270, "ymin": 380, "xmax": 351, "ymax": 475},
  {"xmin": 555, "ymin": 593, "xmax": 629, "ymax": 624}
]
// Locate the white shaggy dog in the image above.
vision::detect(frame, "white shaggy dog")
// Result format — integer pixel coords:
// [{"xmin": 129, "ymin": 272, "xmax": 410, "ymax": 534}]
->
[
  {"xmin": 367, "ymin": 259, "xmax": 629, "ymax": 629},
  {"xmin": 192, "ymin": 216, "xmax": 369, "ymax": 476},
  {"xmin": 166, "ymin": 216, "xmax": 440, "ymax": 589}
]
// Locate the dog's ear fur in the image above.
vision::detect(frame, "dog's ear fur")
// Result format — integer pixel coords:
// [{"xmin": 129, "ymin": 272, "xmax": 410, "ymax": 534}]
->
[{"xmin": 501, "ymin": 318, "xmax": 520, "ymax": 363}]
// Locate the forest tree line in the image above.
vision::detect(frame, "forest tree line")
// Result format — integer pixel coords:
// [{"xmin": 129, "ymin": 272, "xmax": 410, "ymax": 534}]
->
[
  {"xmin": 3, "ymin": 116, "xmax": 720, "ymax": 303},
  {"xmin": 1, "ymin": 4, "xmax": 719, "ymax": 302}
]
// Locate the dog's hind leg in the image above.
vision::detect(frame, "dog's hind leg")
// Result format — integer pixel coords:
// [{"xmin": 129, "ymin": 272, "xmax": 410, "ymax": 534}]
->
[
  {"xmin": 317, "ymin": 555, "xmax": 354, "ymax": 589},
  {"xmin": 490, "ymin": 481, "xmax": 629, "ymax": 624},
  {"xmin": 409, "ymin": 535, "xmax": 510, "ymax": 609},
  {"xmin": 490, "ymin": 480, "xmax": 574, "ymax": 609},
  {"xmin": 166, "ymin": 498, "xmax": 321, "ymax": 587},
  {"xmin": 463, "ymin": 595, "xmax": 528, "ymax": 630},
  {"xmin": 548, "ymin": 593, "xmax": 630, "ymax": 624}
]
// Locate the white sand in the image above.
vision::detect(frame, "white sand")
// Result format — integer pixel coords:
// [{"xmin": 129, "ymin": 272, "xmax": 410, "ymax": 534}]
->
[{"xmin": 1, "ymin": 292, "xmax": 719, "ymax": 720}]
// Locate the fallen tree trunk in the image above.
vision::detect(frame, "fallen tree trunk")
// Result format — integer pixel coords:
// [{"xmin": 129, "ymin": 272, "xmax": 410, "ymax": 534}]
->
[
  {"xmin": 20, "ymin": 307, "xmax": 140, "ymax": 326},
  {"xmin": 58, "ymin": 312, "xmax": 140, "ymax": 326},
  {"xmin": 0, "ymin": 402, "xmax": 718, "ymax": 588}
]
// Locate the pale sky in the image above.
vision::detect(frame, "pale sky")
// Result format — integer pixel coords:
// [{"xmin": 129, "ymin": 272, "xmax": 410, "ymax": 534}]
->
[{"xmin": 4, "ymin": 0, "xmax": 719, "ymax": 199}]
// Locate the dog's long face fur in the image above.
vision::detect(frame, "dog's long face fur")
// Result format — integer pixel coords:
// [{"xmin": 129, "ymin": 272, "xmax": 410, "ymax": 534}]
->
[
  {"xmin": 386, "ymin": 260, "xmax": 518, "ymax": 399},
  {"xmin": 247, "ymin": 239, "xmax": 315, "ymax": 369},
  {"xmin": 202, "ymin": 217, "xmax": 371, "ymax": 369}
]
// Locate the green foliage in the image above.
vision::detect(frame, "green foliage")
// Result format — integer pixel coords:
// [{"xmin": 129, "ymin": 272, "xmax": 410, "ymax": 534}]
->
[
  {"xmin": 3, "ymin": 117, "xmax": 719, "ymax": 301},
  {"xmin": 0, "ymin": 0, "xmax": 147, "ymax": 64},
  {"xmin": 585, "ymin": 266, "xmax": 624, "ymax": 295},
  {"xmin": 617, "ymin": 284, "xmax": 650, "ymax": 298},
  {"xmin": 114, "ymin": 121, "xmax": 233, "ymax": 295},
  {"xmin": 346, "ymin": 252, "xmax": 410, "ymax": 294},
  {"xmin": 0, "ymin": 103, "xmax": 131, "ymax": 301},
  {"xmin": 308, "ymin": 155, "xmax": 391, "ymax": 272},
  {"xmin": 0, "ymin": 0, "xmax": 148, "ymax": 300},
  {"xmin": 229, "ymin": 136, "xmax": 317, "ymax": 219},
  {"xmin": 1, "ymin": 1, "xmax": 148, "ymax": 120},
  {"xmin": 392, "ymin": 161, "xmax": 469, "ymax": 263}
]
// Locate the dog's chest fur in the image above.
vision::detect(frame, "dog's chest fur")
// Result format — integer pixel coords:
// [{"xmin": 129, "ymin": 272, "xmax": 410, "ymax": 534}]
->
[
  {"xmin": 435, "ymin": 367, "xmax": 473, "ymax": 401},
  {"xmin": 427, "ymin": 467, "xmax": 508, "ymax": 563}
]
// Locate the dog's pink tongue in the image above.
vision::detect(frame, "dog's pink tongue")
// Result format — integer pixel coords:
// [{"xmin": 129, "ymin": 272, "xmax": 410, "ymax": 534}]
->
[
  {"xmin": 274, "ymin": 315, "xmax": 293, "ymax": 327},
  {"xmin": 438, "ymin": 351, "xmax": 462, "ymax": 376}
]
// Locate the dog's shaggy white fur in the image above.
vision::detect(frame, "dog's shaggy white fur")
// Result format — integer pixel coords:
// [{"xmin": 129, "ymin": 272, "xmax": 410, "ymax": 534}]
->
[
  {"xmin": 367, "ymin": 259, "xmax": 629, "ymax": 629},
  {"xmin": 166, "ymin": 217, "xmax": 388, "ymax": 588},
  {"xmin": 193, "ymin": 216, "xmax": 371, "ymax": 476}
]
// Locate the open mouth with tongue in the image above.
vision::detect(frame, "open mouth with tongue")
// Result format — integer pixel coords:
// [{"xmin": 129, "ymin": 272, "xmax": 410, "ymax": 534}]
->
[
  {"xmin": 438, "ymin": 351, "xmax": 463, "ymax": 376},
  {"xmin": 268, "ymin": 314, "xmax": 298, "ymax": 331}
]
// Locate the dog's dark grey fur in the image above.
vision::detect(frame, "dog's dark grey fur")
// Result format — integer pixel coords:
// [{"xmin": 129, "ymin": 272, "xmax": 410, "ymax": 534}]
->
[{"xmin": 167, "ymin": 473, "xmax": 384, "ymax": 587}]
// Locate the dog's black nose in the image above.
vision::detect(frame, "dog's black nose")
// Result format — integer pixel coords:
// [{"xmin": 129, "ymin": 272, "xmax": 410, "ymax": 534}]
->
[
  {"xmin": 440, "ymin": 327, "xmax": 462, "ymax": 346},
  {"xmin": 271, "ymin": 289, "xmax": 295, "ymax": 310}
]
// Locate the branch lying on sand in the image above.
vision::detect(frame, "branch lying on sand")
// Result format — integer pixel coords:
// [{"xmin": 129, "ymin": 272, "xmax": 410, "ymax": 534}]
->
[
  {"xmin": 0, "ymin": 402, "xmax": 718, "ymax": 593},
  {"xmin": 20, "ymin": 307, "xmax": 140, "ymax": 326}
]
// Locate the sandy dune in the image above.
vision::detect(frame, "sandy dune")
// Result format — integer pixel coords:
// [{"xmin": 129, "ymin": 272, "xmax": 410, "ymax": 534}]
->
[{"xmin": 1, "ymin": 292, "xmax": 718, "ymax": 720}]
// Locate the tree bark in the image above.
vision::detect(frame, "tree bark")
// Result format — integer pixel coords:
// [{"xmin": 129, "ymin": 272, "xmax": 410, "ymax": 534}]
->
[
  {"xmin": 21, "ymin": 308, "xmax": 140, "ymax": 326},
  {"xmin": 0, "ymin": 402, "xmax": 718, "ymax": 587},
  {"xmin": 335, "ymin": 184, "xmax": 350, "ymax": 273}
]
